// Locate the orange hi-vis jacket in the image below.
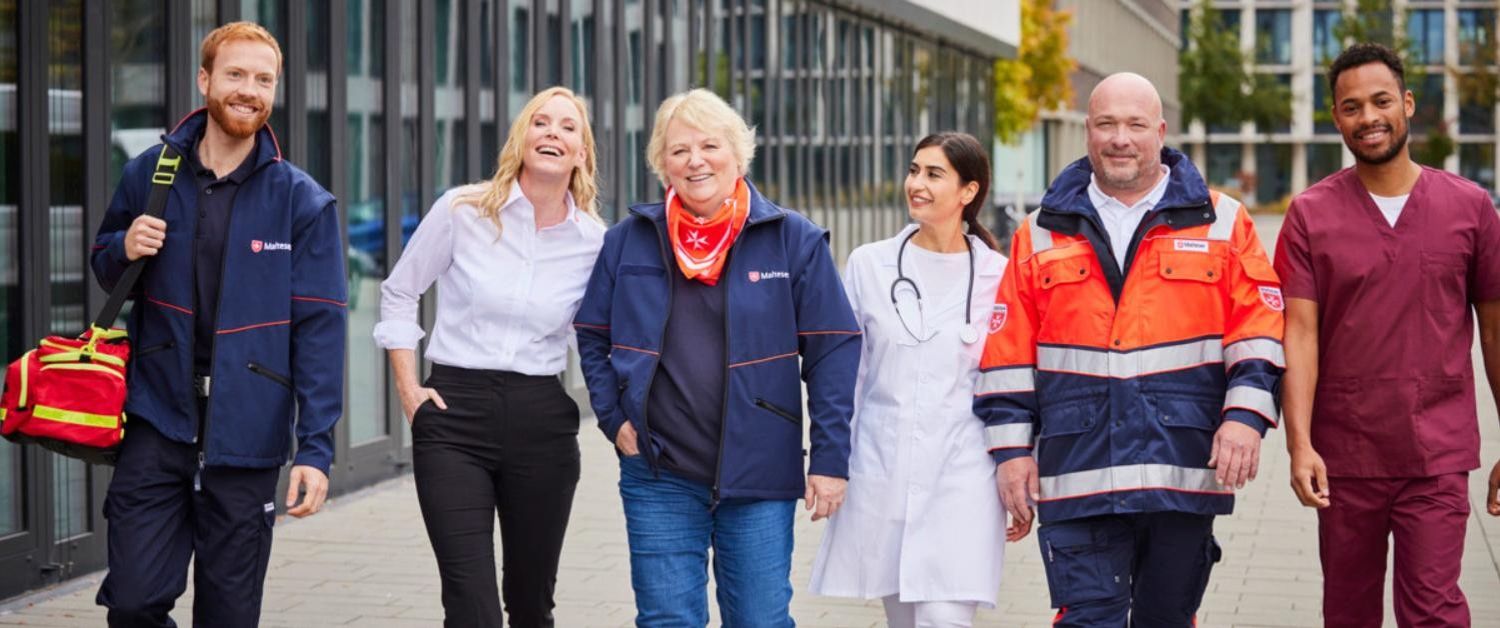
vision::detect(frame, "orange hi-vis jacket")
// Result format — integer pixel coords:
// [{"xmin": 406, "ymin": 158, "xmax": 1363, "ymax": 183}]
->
[{"xmin": 974, "ymin": 150, "xmax": 1285, "ymax": 523}]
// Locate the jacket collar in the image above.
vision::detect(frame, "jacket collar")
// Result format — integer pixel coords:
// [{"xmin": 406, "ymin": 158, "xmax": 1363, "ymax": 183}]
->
[
  {"xmin": 162, "ymin": 108, "xmax": 284, "ymax": 176},
  {"xmin": 1037, "ymin": 147, "xmax": 1213, "ymax": 233},
  {"xmin": 629, "ymin": 177, "xmax": 786, "ymax": 225}
]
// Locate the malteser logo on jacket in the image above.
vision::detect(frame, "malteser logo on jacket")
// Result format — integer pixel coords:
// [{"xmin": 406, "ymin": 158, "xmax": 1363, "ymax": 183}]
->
[
  {"xmin": 1259, "ymin": 286, "xmax": 1284, "ymax": 311},
  {"xmin": 747, "ymin": 270, "xmax": 790, "ymax": 282},
  {"xmin": 250, "ymin": 240, "xmax": 292, "ymax": 253}
]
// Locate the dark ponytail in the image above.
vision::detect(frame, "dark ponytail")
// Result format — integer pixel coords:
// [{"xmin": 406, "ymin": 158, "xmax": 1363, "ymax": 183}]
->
[{"xmin": 913, "ymin": 132, "xmax": 998, "ymax": 251}]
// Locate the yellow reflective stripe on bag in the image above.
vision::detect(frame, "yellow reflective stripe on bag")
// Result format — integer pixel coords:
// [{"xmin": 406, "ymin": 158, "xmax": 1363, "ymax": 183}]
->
[
  {"xmin": 38, "ymin": 363, "xmax": 126, "ymax": 381},
  {"xmin": 38, "ymin": 349, "xmax": 127, "ymax": 369},
  {"xmin": 17, "ymin": 349, "xmax": 33, "ymax": 408},
  {"xmin": 31, "ymin": 405, "xmax": 120, "ymax": 429}
]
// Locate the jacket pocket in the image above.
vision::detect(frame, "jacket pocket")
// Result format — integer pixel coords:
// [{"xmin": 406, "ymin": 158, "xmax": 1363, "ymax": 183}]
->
[
  {"xmin": 1038, "ymin": 256, "xmax": 1091, "ymax": 290},
  {"xmin": 754, "ymin": 398, "xmax": 801, "ymax": 425},
  {"xmin": 134, "ymin": 341, "xmax": 174, "ymax": 358},
  {"xmin": 1158, "ymin": 251, "xmax": 1225, "ymax": 284},
  {"xmin": 246, "ymin": 362, "xmax": 292, "ymax": 390}
]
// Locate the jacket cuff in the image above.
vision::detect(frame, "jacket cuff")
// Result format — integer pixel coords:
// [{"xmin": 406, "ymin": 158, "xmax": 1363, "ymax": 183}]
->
[
  {"xmin": 596, "ymin": 410, "xmax": 626, "ymax": 444},
  {"xmin": 291, "ymin": 438, "xmax": 334, "ymax": 477},
  {"xmin": 991, "ymin": 447, "xmax": 1034, "ymax": 466},
  {"xmin": 807, "ymin": 454, "xmax": 849, "ymax": 480},
  {"xmin": 1223, "ymin": 409, "xmax": 1271, "ymax": 437}
]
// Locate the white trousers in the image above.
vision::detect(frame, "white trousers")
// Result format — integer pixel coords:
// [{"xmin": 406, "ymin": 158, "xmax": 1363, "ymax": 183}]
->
[{"xmin": 881, "ymin": 595, "xmax": 979, "ymax": 628}]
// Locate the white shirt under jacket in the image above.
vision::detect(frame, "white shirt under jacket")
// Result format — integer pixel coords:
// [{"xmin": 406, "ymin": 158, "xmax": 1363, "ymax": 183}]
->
[
  {"xmin": 809, "ymin": 223, "xmax": 1008, "ymax": 606},
  {"xmin": 373, "ymin": 182, "xmax": 605, "ymax": 375}
]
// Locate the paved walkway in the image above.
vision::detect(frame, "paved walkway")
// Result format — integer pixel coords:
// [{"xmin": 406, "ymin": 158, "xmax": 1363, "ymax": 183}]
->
[{"xmin": 3, "ymin": 217, "xmax": 1500, "ymax": 627}]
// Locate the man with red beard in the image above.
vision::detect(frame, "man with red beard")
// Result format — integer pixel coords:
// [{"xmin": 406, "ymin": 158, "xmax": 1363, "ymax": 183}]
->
[
  {"xmin": 1275, "ymin": 42, "xmax": 1500, "ymax": 626},
  {"xmin": 89, "ymin": 22, "xmax": 345, "ymax": 627}
]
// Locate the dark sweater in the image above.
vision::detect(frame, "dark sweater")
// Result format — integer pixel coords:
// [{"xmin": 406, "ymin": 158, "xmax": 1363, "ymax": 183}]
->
[{"xmin": 646, "ymin": 267, "xmax": 728, "ymax": 485}]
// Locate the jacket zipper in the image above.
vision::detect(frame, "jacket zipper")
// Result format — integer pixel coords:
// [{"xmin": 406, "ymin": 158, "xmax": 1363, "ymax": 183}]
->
[
  {"xmin": 710, "ymin": 246, "xmax": 735, "ymax": 511},
  {"xmin": 753, "ymin": 398, "xmax": 800, "ymax": 425},
  {"xmin": 195, "ymin": 158, "xmax": 241, "ymax": 493},
  {"xmin": 247, "ymin": 362, "xmax": 293, "ymax": 389},
  {"xmin": 640, "ymin": 217, "xmax": 675, "ymax": 478}
]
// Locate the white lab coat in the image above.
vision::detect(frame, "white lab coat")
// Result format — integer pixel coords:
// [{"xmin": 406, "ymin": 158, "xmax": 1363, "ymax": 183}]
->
[{"xmin": 809, "ymin": 224, "xmax": 1008, "ymax": 606}]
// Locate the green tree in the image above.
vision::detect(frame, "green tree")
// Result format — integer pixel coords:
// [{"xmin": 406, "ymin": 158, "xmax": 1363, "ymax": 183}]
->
[
  {"xmin": 993, "ymin": 0, "xmax": 1074, "ymax": 145},
  {"xmin": 1179, "ymin": 0, "xmax": 1290, "ymax": 195}
]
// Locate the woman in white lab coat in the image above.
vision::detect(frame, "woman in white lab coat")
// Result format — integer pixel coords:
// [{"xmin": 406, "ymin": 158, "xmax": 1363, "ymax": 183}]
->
[{"xmin": 810, "ymin": 132, "xmax": 1010, "ymax": 627}]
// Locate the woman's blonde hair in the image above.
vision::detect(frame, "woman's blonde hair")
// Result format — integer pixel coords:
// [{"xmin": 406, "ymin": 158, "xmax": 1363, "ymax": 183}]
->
[
  {"xmin": 456, "ymin": 86, "xmax": 600, "ymax": 233},
  {"xmin": 646, "ymin": 88, "xmax": 757, "ymax": 187}
]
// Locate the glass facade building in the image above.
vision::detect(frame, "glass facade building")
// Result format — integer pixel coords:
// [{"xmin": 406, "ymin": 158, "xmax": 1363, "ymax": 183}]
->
[
  {"xmin": 1178, "ymin": 1, "xmax": 1500, "ymax": 205},
  {"xmin": 0, "ymin": 0, "xmax": 1005, "ymax": 600}
]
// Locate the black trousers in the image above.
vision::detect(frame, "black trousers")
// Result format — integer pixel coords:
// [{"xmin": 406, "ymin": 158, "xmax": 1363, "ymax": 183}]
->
[
  {"xmin": 96, "ymin": 417, "xmax": 280, "ymax": 628},
  {"xmin": 412, "ymin": 364, "xmax": 582, "ymax": 628}
]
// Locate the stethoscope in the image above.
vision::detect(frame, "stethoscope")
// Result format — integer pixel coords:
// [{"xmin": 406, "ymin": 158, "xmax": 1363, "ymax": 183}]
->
[{"xmin": 889, "ymin": 229, "xmax": 979, "ymax": 344}]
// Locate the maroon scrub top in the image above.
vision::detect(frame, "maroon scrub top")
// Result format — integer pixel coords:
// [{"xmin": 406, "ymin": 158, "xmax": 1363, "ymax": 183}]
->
[{"xmin": 1274, "ymin": 166, "xmax": 1500, "ymax": 478}]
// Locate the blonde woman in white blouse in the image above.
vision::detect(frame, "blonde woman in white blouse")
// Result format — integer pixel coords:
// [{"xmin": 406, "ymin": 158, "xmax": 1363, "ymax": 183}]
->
[{"xmin": 373, "ymin": 86, "xmax": 605, "ymax": 627}]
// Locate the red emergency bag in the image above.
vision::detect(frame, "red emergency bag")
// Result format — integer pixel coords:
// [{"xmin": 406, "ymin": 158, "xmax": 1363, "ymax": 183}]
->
[
  {"xmin": 0, "ymin": 144, "xmax": 180, "ymax": 465},
  {"xmin": 0, "ymin": 328, "xmax": 132, "ymax": 462}
]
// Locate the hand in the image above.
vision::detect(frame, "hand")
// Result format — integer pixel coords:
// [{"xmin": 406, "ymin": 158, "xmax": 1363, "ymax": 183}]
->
[
  {"xmin": 804, "ymin": 475, "xmax": 847, "ymax": 521},
  {"xmin": 1289, "ymin": 444, "xmax": 1331, "ymax": 509},
  {"xmin": 615, "ymin": 421, "xmax": 640, "ymax": 457},
  {"xmin": 285, "ymin": 465, "xmax": 329, "ymax": 518},
  {"xmin": 1208, "ymin": 421, "xmax": 1262, "ymax": 489},
  {"xmin": 1488, "ymin": 459, "xmax": 1500, "ymax": 517},
  {"xmin": 398, "ymin": 384, "xmax": 446, "ymax": 424},
  {"xmin": 124, "ymin": 215, "xmax": 168, "ymax": 261},
  {"xmin": 1005, "ymin": 509, "xmax": 1033, "ymax": 542},
  {"xmin": 997, "ymin": 456, "xmax": 1039, "ymax": 540}
]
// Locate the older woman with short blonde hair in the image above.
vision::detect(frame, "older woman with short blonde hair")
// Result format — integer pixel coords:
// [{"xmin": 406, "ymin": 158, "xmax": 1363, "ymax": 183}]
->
[{"xmin": 575, "ymin": 88, "xmax": 861, "ymax": 626}]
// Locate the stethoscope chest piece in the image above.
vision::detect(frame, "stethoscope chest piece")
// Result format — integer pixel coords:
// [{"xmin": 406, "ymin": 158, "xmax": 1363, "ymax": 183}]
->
[{"xmin": 959, "ymin": 325, "xmax": 979, "ymax": 345}]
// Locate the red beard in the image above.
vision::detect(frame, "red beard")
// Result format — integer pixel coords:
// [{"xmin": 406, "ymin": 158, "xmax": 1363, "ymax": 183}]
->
[{"xmin": 206, "ymin": 93, "xmax": 271, "ymax": 139}]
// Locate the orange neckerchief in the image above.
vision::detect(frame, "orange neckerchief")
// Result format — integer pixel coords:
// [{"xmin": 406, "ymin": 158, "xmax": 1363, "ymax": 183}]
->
[{"xmin": 665, "ymin": 178, "xmax": 751, "ymax": 286}]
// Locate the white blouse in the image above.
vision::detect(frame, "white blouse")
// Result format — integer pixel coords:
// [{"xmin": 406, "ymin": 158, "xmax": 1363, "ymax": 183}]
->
[{"xmin": 373, "ymin": 181, "xmax": 606, "ymax": 375}]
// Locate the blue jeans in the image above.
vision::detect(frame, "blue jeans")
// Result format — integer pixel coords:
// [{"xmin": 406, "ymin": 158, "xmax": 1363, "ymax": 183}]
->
[{"xmin": 618, "ymin": 455, "xmax": 796, "ymax": 627}]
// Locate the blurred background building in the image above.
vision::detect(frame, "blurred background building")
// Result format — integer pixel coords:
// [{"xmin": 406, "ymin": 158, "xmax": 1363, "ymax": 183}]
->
[{"xmin": 0, "ymin": 0, "xmax": 1015, "ymax": 601}]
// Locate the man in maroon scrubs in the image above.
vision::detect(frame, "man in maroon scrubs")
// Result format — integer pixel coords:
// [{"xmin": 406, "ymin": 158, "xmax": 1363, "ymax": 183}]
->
[{"xmin": 1275, "ymin": 42, "xmax": 1500, "ymax": 626}]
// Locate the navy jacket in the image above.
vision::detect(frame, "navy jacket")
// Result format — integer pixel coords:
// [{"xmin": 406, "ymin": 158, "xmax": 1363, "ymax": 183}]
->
[
  {"xmin": 91, "ymin": 110, "xmax": 347, "ymax": 474},
  {"xmin": 574, "ymin": 180, "xmax": 861, "ymax": 501}
]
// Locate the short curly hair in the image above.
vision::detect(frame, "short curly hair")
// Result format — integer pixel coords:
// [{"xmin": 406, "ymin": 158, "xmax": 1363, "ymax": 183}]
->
[
  {"xmin": 646, "ymin": 89, "xmax": 757, "ymax": 187},
  {"xmin": 201, "ymin": 21, "xmax": 283, "ymax": 75},
  {"xmin": 1328, "ymin": 42, "xmax": 1404, "ymax": 96}
]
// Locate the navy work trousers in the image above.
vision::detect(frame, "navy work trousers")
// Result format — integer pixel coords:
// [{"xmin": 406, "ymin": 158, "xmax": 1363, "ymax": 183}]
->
[
  {"xmin": 95, "ymin": 418, "xmax": 281, "ymax": 627},
  {"xmin": 1037, "ymin": 511, "xmax": 1220, "ymax": 627}
]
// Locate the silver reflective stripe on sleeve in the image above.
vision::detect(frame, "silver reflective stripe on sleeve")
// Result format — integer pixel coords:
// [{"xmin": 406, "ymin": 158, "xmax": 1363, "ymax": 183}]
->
[
  {"xmin": 1223, "ymin": 385, "xmax": 1278, "ymax": 419},
  {"xmin": 1206, "ymin": 194, "xmax": 1241, "ymax": 241},
  {"xmin": 1039, "ymin": 463, "xmax": 1232, "ymax": 500},
  {"xmin": 977, "ymin": 367, "xmax": 1036, "ymax": 395},
  {"xmin": 1029, "ymin": 212, "xmax": 1054, "ymax": 253},
  {"xmin": 1224, "ymin": 337, "xmax": 1286, "ymax": 368},
  {"xmin": 986, "ymin": 423, "xmax": 1034, "ymax": 450},
  {"xmin": 1036, "ymin": 338, "xmax": 1223, "ymax": 378}
]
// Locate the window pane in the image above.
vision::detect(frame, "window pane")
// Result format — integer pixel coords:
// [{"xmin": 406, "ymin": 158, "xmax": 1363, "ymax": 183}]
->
[
  {"xmin": 1254, "ymin": 9, "xmax": 1291, "ymax": 65},
  {"xmin": 1255, "ymin": 143, "xmax": 1291, "ymax": 206},
  {"xmin": 1407, "ymin": 9, "xmax": 1444, "ymax": 66},
  {"xmin": 1461, "ymin": 143, "xmax": 1495, "ymax": 191},
  {"xmin": 0, "ymin": 0, "xmax": 22, "ymax": 538},
  {"xmin": 1206, "ymin": 143, "xmax": 1241, "ymax": 188},
  {"xmin": 1313, "ymin": 10, "xmax": 1342, "ymax": 67},
  {"xmin": 1313, "ymin": 73, "xmax": 1337, "ymax": 134},
  {"xmin": 436, "ymin": 0, "xmax": 466, "ymax": 188},
  {"xmin": 190, "ymin": 1, "xmax": 217, "ymax": 110},
  {"xmin": 347, "ymin": 0, "xmax": 386, "ymax": 445},
  {"xmin": 1459, "ymin": 9, "xmax": 1496, "ymax": 65},
  {"xmin": 1411, "ymin": 73, "xmax": 1443, "ymax": 133},
  {"xmin": 307, "ymin": 2, "xmax": 331, "ymax": 186},
  {"xmin": 479, "ymin": 0, "xmax": 497, "ymax": 178},
  {"xmin": 49, "ymin": 0, "xmax": 84, "ymax": 336},
  {"xmin": 1307, "ymin": 143, "xmax": 1344, "ymax": 186}
]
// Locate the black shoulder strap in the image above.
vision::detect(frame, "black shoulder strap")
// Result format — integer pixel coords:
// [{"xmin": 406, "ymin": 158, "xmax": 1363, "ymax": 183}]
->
[{"xmin": 91, "ymin": 144, "xmax": 182, "ymax": 331}]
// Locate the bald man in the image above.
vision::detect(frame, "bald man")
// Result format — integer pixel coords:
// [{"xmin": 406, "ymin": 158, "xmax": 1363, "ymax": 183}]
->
[{"xmin": 974, "ymin": 73, "xmax": 1284, "ymax": 626}]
